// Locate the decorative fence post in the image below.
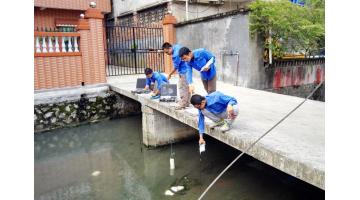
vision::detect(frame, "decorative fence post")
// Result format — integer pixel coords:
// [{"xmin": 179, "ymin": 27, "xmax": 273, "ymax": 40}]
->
[
  {"xmin": 48, "ymin": 37, "xmax": 54, "ymax": 52},
  {"xmin": 54, "ymin": 36, "xmax": 60, "ymax": 52},
  {"xmin": 74, "ymin": 37, "xmax": 79, "ymax": 52},
  {"xmin": 35, "ymin": 36, "xmax": 41, "ymax": 53},
  {"xmin": 42, "ymin": 37, "xmax": 47, "ymax": 53},
  {"xmin": 61, "ymin": 37, "xmax": 66, "ymax": 52},
  {"xmin": 68, "ymin": 36, "xmax": 73, "ymax": 52}
]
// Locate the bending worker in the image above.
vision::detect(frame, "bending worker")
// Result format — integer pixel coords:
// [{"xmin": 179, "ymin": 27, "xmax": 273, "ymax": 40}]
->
[
  {"xmin": 144, "ymin": 68, "xmax": 169, "ymax": 98},
  {"xmin": 179, "ymin": 47, "xmax": 217, "ymax": 94},
  {"xmin": 162, "ymin": 42, "xmax": 191, "ymax": 109},
  {"xmin": 190, "ymin": 91, "xmax": 239, "ymax": 144}
]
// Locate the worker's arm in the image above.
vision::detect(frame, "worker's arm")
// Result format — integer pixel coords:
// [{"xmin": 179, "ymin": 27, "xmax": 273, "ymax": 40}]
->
[
  {"xmin": 167, "ymin": 68, "xmax": 177, "ymax": 80},
  {"xmin": 185, "ymin": 64, "xmax": 194, "ymax": 93},
  {"xmin": 219, "ymin": 93, "xmax": 238, "ymax": 119},
  {"xmin": 145, "ymin": 77, "xmax": 151, "ymax": 89},
  {"xmin": 198, "ymin": 110, "xmax": 206, "ymax": 144},
  {"xmin": 151, "ymin": 88, "xmax": 160, "ymax": 96},
  {"xmin": 200, "ymin": 57, "xmax": 214, "ymax": 72}
]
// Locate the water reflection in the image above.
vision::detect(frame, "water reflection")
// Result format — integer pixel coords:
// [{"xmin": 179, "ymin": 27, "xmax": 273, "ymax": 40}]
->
[{"xmin": 35, "ymin": 116, "xmax": 151, "ymax": 200}]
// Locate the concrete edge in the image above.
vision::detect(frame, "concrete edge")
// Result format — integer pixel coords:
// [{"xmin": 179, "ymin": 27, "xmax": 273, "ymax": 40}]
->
[{"xmin": 34, "ymin": 84, "xmax": 110, "ymax": 105}]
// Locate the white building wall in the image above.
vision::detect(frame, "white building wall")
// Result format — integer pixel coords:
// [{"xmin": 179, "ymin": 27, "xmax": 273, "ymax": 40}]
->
[
  {"xmin": 170, "ymin": 1, "xmax": 250, "ymax": 23},
  {"xmin": 112, "ymin": 0, "xmax": 171, "ymax": 17},
  {"xmin": 112, "ymin": 0, "xmax": 251, "ymax": 22}
]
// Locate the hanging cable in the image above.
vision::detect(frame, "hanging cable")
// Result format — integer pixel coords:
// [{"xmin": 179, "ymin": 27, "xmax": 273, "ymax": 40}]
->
[{"xmin": 197, "ymin": 81, "xmax": 324, "ymax": 200}]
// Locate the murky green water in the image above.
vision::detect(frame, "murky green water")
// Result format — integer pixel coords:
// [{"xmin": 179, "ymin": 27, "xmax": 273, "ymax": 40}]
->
[{"xmin": 35, "ymin": 116, "xmax": 324, "ymax": 200}]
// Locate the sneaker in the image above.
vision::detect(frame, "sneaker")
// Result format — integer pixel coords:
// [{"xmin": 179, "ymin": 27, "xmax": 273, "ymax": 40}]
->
[
  {"xmin": 220, "ymin": 122, "xmax": 231, "ymax": 132},
  {"xmin": 150, "ymin": 95, "xmax": 160, "ymax": 100},
  {"xmin": 210, "ymin": 119, "xmax": 225, "ymax": 129}
]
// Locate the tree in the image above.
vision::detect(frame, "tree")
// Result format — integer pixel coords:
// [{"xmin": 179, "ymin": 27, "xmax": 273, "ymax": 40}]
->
[{"xmin": 249, "ymin": 0, "xmax": 325, "ymax": 60}]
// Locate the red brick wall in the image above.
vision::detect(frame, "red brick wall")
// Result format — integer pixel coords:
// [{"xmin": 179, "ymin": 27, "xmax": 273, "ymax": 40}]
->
[
  {"xmin": 34, "ymin": 8, "xmax": 107, "ymax": 90},
  {"xmin": 34, "ymin": 7, "xmax": 82, "ymax": 29},
  {"xmin": 35, "ymin": 56, "xmax": 83, "ymax": 89}
]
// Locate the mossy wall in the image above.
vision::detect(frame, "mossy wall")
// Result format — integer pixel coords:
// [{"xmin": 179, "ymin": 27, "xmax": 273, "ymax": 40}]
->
[{"xmin": 34, "ymin": 91, "xmax": 141, "ymax": 133}]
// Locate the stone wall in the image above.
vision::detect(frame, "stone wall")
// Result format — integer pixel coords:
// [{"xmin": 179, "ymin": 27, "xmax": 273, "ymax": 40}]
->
[{"xmin": 34, "ymin": 91, "xmax": 141, "ymax": 133}]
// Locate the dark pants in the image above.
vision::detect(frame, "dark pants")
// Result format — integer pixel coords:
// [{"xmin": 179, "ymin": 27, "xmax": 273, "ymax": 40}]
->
[{"xmin": 202, "ymin": 75, "xmax": 217, "ymax": 94}]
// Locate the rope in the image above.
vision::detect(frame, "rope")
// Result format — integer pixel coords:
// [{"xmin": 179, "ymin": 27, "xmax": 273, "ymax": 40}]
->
[{"xmin": 197, "ymin": 81, "xmax": 324, "ymax": 200}]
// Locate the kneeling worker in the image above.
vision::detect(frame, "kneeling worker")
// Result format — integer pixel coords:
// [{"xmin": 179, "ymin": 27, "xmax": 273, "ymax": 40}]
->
[
  {"xmin": 190, "ymin": 91, "xmax": 239, "ymax": 144},
  {"xmin": 144, "ymin": 68, "xmax": 169, "ymax": 98}
]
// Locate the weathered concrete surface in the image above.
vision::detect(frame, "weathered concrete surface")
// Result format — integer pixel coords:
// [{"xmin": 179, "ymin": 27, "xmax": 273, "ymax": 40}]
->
[
  {"xmin": 107, "ymin": 75, "xmax": 325, "ymax": 190},
  {"xmin": 142, "ymin": 105, "xmax": 197, "ymax": 146},
  {"xmin": 34, "ymin": 84, "xmax": 109, "ymax": 105}
]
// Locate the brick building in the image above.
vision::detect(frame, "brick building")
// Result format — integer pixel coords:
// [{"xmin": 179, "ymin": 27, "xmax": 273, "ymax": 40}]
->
[{"xmin": 34, "ymin": 0, "xmax": 111, "ymax": 90}]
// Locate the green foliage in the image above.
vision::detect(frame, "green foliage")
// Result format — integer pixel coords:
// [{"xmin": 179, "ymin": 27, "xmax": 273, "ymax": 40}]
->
[{"xmin": 249, "ymin": 0, "xmax": 325, "ymax": 59}]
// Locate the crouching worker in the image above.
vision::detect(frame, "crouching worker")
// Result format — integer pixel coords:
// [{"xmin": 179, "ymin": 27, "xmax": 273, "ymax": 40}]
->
[
  {"xmin": 190, "ymin": 91, "xmax": 239, "ymax": 144},
  {"xmin": 144, "ymin": 68, "xmax": 169, "ymax": 99}
]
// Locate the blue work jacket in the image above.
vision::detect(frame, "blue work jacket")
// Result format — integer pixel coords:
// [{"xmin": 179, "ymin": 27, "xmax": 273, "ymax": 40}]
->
[
  {"xmin": 146, "ymin": 72, "xmax": 169, "ymax": 90},
  {"xmin": 197, "ymin": 91, "xmax": 237, "ymax": 135},
  {"xmin": 172, "ymin": 44, "xmax": 192, "ymax": 83},
  {"xmin": 187, "ymin": 48, "xmax": 216, "ymax": 83}
]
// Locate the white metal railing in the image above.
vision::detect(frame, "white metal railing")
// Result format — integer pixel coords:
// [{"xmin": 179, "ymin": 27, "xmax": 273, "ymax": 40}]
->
[{"xmin": 34, "ymin": 32, "xmax": 80, "ymax": 54}]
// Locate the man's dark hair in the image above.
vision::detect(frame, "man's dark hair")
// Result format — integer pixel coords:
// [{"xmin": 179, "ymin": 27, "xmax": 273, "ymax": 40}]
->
[
  {"xmin": 190, "ymin": 94, "xmax": 205, "ymax": 106},
  {"xmin": 144, "ymin": 68, "xmax": 153, "ymax": 75},
  {"xmin": 162, "ymin": 42, "xmax": 172, "ymax": 49},
  {"xmin": 179, "ymin": 47, "xmax": 191, "ymax": 58}
]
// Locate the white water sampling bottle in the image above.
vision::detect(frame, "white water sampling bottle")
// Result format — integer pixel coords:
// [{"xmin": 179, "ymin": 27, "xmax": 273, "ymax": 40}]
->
[
  {"xmin": 199, "ymin": 143, "xmax": 206, "ymax": 154},
  {"xmin": 170, "ymin": 152, "xmax": 175, "ymax": 169}
]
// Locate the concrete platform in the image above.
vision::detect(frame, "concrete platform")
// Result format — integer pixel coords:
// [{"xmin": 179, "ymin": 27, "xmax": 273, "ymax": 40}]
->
[{"xmin": 107, "ymin": 74, "xmax": 325, "ymax": 190}]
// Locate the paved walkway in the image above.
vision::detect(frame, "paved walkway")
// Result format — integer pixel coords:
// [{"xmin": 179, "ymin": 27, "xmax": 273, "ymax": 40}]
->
[{"xmin": 107, "ymin": 74, "xmax": 325, "ymax": 189}]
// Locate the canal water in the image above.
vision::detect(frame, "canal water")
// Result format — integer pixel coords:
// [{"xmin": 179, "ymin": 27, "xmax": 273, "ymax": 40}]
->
[{"xmin": 35, "ymin": 116, "xmax": 324, "ymax": 200}]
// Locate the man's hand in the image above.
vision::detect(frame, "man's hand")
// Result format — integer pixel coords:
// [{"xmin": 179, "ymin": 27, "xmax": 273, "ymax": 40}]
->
[
  {"xmin": 201, "ymin": 65, "xmax": 210, "ymax": 72},
  {"xmin": 151, "ymin": 90, "xmax": 158, "ymax": 96},
  {"xmin": 199, "ymin": 135, "xmax": 205, "ymax": 144},
  {"xmin": 227, "ymin": 105, "xmax": 235, "ymax": 119},
  {"xmin": 189, "ymin": 84, "xmax": 195, "ymax": 94},
  {"xmin": 167, "ymin": 69, "xmax": 176, "ymax": 81}
]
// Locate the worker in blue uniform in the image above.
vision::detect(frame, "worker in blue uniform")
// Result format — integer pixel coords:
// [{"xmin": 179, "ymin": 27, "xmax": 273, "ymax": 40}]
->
[
  {"xmin": 162, "ymin": 42, "xmax": 192, "ymax": 109},
  {"xmin": 190, "ymin": 91, "xmax": 239, "ymax": 144},
  {"xmin": 144, "ymin": 68, "xmax": 169, "ymax": 99},
  {"xmin": 179, "ymin": 47, "xmax": 217, "ymax": 94}
]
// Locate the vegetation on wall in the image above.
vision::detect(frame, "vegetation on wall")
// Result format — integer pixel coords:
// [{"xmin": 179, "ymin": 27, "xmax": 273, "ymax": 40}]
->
[{"xmin": 249, "ymin": 0, "xmax": 325, "ymax": 60}]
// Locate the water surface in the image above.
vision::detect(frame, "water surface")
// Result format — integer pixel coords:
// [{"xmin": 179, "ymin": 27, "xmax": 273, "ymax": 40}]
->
[{"xmin": 35, "ymin": 116, "xmax": 324, "ymax": 200}]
